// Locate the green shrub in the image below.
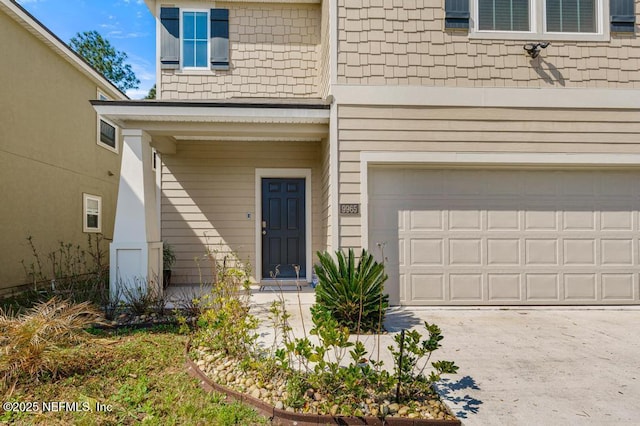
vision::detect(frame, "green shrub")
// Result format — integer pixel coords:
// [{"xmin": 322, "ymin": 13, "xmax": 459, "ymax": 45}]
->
[
  {"xmin": 193, "ymin": 246, "xmax": 258, "ymax": 359},
  {"xmin": 389, "ymin": 322, "xmax": 459, "ymax": 400},
  {"xmin": 197, "ymin": 296, "xmax": 258, "ymax": 358},
  {"xmin": 314, "ymin": 249, "xmax": 389, "ymax": 332}
]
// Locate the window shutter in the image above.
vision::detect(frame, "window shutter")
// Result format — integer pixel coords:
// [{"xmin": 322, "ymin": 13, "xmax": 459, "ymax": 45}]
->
[
  {"xmin": 611, "ymin": 0, "xmax": 635, "ymax": 33},
  {"xmin": 160, "ymin": 7, "xmax": 180, "ymax": 69},
  {"xmin": 445, "ymin": 0, "xmax": 470, "ymax": 30},
  {"xmin": 210, "ymin": 9, "xmax": 229, "ymax": 70}
]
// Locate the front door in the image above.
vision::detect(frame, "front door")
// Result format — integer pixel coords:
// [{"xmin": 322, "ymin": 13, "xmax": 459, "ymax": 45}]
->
[{"xmin": 261, "ymin": 178, "xmax": 306, "ymax": 279}]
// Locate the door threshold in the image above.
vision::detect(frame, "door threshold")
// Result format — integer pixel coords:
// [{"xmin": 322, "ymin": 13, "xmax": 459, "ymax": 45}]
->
[{"xmin": 258, "ymin": 279, "xmax": 307, "ymax": 291}]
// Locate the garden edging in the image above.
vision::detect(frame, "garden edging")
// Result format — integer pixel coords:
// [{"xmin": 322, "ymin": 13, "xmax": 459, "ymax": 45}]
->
[{"xmin": 185, "ymin": 340, "xmax": 461, "ymax": 426}]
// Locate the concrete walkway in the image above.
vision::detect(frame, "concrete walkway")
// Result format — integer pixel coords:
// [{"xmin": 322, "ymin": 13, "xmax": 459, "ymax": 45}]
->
[{"xmin": 248, "ymin": 288, "xmax": 640, "ymax": 425}]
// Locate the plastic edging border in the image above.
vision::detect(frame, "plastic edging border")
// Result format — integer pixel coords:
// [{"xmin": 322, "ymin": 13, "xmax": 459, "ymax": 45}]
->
[{"xmin": 185, "ymin": 340, "xmax": 461, "ymax": 426}]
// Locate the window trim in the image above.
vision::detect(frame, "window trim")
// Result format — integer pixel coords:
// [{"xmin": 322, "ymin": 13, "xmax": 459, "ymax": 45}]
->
[
  {"xmin": 180, "ymin": 9, "xmax": 210, "ymax": 70},
  {"xmin": 96, "ymin": 90, "xmax": 119, "ymax": 154},
  {"xmin": 83, "ymin": 193, "xmax": 102, "ymax": 233},
  {"xmin": 470, "ymin": 0, "xmax": 610, "ymax": 41}
]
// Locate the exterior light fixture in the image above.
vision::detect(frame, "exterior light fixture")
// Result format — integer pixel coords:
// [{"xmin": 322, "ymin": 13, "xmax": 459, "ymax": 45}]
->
[{"xmin": 523, "ymin": 42, "xmax": 550, "ymax": 58}]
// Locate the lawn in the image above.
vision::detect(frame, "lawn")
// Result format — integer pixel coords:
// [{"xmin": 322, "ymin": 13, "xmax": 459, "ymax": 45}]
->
[{"xmin": 1, "ymin": 325, "xmax": 268, "ymax": 425}]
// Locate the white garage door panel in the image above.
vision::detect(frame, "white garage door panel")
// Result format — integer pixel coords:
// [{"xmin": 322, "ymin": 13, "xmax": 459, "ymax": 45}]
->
[{"xmin": 369, "ymin": 169, "xmax": 640, "ymax": 305}]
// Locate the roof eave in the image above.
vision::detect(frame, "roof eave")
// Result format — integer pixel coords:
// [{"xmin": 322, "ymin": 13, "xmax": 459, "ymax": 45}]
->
[
  {"xmin": 1, "ymin": 0, "xmax": 128, "ymax": 100},
  {"xmin": 91, "ymin": 99, "xmax": 331, "ymax": 126}
]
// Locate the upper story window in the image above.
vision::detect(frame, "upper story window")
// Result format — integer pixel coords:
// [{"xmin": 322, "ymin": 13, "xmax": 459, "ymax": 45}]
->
[
  {"xmin": 160, "ymin": 7, "xmax": 229, "ymax": 71},
  {"xmin": 478, "ymin": 0, "xmax": 530, "ymax": 31},
  {"xmin": 445, "ymin": 0, "xmax": 635, "ymax": 39},
  {"xmin": 546, "ymin": 0, "xmax": 597, "ymax": 33},
  {"xmin": 97, "ymin": 90, "xmax": 119, "ymax": 153},
  {"xmin": 470, "ymin": 0, "xmax": 608, "ymax": 40},
  {"xmin": 182, "ymin": 11, "xmax": 209, "ymax": 68}
]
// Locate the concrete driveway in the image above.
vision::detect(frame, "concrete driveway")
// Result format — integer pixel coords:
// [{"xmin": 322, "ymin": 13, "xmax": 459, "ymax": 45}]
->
[
  {"xmin": 250, "ymin": 289, "xmax": 640, "ymax": 425},
  {"xmin": 386, "ymin": 308, "xmax": 640, "ymax": 426}
]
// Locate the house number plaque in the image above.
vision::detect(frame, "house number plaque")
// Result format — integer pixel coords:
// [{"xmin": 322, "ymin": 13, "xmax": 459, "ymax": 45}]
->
[{"xmin": 340, "ymin": 203, "xmax": 360, "ymax": 215}]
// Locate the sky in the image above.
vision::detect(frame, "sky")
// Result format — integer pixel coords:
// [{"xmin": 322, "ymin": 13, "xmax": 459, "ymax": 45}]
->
[{"xmin": 17, "ymin": 0, "xmax": 156, "ymax": 99}]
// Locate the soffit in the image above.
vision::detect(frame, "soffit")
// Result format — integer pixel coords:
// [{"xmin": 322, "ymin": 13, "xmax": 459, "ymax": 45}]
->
[{"xmin": 92, "ymin": 99, "xmax": 330, "ymax": 144}]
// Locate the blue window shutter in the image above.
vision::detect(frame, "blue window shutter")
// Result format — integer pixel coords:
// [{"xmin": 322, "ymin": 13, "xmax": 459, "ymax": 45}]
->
[
  {"xmin": 445, "ymin": 0, "xmax": 470, "ymax": 30},
  {"xmin": 160, "ymin": 7, "xmax": 180, "ymax": 69},
  {"xmin": 611, "ymin": 0, "xmax": 635, "ymax": 33},
  {"xmin": 210, "ymin": 9, "xmax": 229, "ymax": 70}
]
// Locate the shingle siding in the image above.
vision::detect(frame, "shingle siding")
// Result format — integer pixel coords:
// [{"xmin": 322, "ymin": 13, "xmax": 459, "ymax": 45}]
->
[
  {"xmin": 161, "ymin": 3, "xmax": 321, "ymax": 100},
  {"xmin": 338, "ymin": 0, "xmax": 640, "ymax": 88}
]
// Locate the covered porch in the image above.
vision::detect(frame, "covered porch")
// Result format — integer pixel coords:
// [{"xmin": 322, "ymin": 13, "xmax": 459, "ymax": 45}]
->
[{"xmin": 92, "ymin": 99, "xmax": 331, "ymax": 298}]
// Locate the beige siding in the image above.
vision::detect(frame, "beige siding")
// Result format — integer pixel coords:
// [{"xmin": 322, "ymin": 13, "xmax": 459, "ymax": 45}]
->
[
  {"xmin": 320, "ymin": 137, "xmax": 332, "ymax": 252},
  {"xmin": 315, "ymin": 0, "xmax": 330, "ymax": 98},
  {"xmin": 161, "ymin": 3, "xmax": 321, "ymax": 100},
  {"xmin": 337, "ymin": 105, "xmax": 640, "ymax": 249},
  {"xmin": 0, "ymin": 11, "xmax": 121, "ymax": 292},
  {"xmin": 161, "ymin": 141, "xmax": 326, "ymax": 284},
  {"xmin": 337, "ymin": 0, "xmax": 640, "ymax": 88}
]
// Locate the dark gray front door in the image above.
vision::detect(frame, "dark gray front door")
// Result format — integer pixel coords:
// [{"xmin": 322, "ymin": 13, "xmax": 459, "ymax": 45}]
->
[{"xmin": 261, "ymin": 178, "xmax": 306, "ymax": 279}]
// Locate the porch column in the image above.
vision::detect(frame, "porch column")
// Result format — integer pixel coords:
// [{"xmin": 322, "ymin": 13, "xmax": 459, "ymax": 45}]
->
[{"xmin": 110, "ymin": 129, "xmax": 162, "ymax": 300}]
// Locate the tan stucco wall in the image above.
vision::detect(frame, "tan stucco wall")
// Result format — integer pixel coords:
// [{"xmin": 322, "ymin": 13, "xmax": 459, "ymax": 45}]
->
[
  {"xmin": 160, "ymin": 2, "xmax": 322, "ymax": 100},
  {"xmin": 160, "ymin": 140, "xmax": 327, "ymax": 284},
  {"xmin": 337, "ymin": 1, "xmax": 640, "ymax": 87},
  {"xmin": 0, "ymin": 12, "xmax": 121, "ymax": 292},
  {"xmin": 337, "ymin": 105, "xmax": 640, "ymax": 249}
]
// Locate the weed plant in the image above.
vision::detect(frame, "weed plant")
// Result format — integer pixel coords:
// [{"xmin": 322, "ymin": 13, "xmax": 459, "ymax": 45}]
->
[
  {"xmin": 5, "ymin": 235, "xmax": 110, "ymax": 316},
  {"xmin": 192, "ymin": 244, "xmax": 258, "ymax": 359}
]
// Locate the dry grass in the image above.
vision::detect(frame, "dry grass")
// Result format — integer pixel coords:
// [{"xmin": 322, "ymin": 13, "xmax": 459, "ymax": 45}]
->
[
  {"xmin": 0, "ymin": 297, "xmax": 104, "ymax": 386},
  {"xmin": 1, "ymin": 326, "xmax": 268, "ymax": 425}
]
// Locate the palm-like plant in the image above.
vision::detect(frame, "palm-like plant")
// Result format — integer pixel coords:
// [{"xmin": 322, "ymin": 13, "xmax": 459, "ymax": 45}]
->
[
  {"xmin": 0, "ymin": 297, "xmax": 104, "ymax": 385},
  {"xmin": 314, "ymin": 249, "xmax": 389, "ymax": 333}
]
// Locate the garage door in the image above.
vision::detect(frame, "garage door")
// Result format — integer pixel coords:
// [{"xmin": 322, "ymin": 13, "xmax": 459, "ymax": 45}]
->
[{"xmin": 368, "ymin": 168, "xmax": 640, "ymax": 305}]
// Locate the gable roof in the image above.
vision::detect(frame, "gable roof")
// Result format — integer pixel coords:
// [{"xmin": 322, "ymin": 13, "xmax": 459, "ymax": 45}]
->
[{"xmin": 0, "ymin": 0, "xmax": 128, "ymax": 100}]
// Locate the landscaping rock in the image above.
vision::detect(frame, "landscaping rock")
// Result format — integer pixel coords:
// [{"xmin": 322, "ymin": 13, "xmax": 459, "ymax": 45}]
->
[
  {"xmin": 380, "ymin": 404, "xmax": 390, "ymax": 416},
  {"xmin": 188, "ymin": 340, "xmax": 458, "ymax": 422},
  {"xmin": 330, "ymin": 404, "xmax": 339, "ymax": 416}
]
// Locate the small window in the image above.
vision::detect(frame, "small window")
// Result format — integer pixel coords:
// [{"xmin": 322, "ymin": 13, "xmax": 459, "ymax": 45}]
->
[
  {"xmin": 478, "ymin": 0, "xmax": 530, "ymax": 31},
  {"xmin": 96, "ymin": 90, "xmax": 119, "ymax": 153},
  {"xmin": 83, "ymin": 193, "xmax": 102, "ymax": 233},
  {"xmin": 182, "ymin": 11, "xmax": 209, "ymax": 68},
  {"xmin": 100, "ymin": 119, "xmax": 117, "ymax": 149},
  {"xmin": 546, "ymin": 0, "xmax": 597, "ymax": 33},
  {"xmin": 152, "ymin": 149, "xmax": 158, "ymax": 171}
]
